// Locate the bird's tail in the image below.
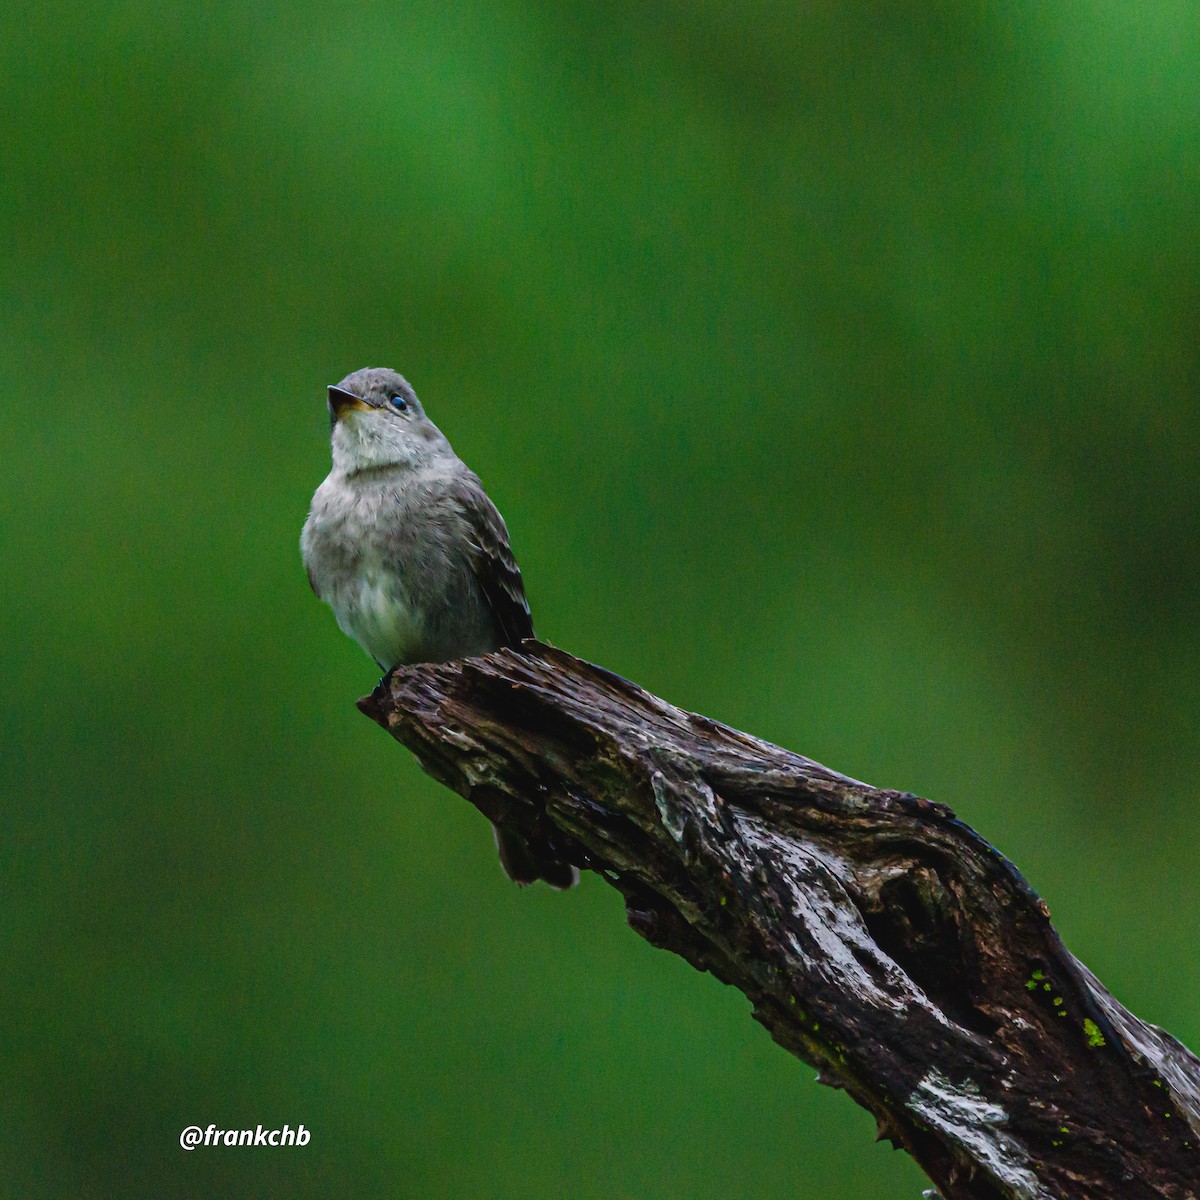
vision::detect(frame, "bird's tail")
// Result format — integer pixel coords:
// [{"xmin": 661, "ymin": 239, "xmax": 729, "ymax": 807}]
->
[{"xmin": 492, "ymin": 824, "xmax": 579, "ymax": 890}]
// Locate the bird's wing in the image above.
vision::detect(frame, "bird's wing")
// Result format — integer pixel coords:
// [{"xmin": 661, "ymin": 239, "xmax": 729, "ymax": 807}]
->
[{"xmin": 450, "ymin": 471, "xmax": 535, "ymax": 646}]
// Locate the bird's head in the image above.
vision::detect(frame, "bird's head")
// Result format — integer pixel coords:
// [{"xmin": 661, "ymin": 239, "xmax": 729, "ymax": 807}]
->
[{"xmin": 326, "ymin": 367, "xmax": 452, "ymax": 474}]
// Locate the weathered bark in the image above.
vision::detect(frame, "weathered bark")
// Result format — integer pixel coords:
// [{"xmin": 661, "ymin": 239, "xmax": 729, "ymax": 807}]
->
[{"xmin": 357, "ymin": 641, "xmax": 1200, "ymax": 1199}]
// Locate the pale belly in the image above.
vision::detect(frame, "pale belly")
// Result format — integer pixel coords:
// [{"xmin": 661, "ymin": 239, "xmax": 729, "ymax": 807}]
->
[
  {"xmin": 331, "ymin": 568, "xmax": 423, "ymax": 670},
  {"xmin": 303, "ymin": 470, "xmax": 499, "ymax": 669}
]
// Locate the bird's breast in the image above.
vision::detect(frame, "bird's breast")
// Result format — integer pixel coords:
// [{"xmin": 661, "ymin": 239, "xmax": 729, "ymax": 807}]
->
[
  {"xmin": 301, "ymin": 471, "xmax": 493, "ymax": 668},
  {"xmin": 302, "ymin": 475, "xmax": 424, "ymax": 667}
]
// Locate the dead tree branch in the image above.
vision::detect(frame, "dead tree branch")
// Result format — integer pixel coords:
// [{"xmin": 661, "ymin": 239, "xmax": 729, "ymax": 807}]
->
[{"xmin": 357, "ymin": 642, "xmax": 1200, "ymax": 1199}]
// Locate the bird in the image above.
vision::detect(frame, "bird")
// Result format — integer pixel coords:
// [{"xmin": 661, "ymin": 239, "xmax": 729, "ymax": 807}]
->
[{"xmin": 301, "ymin": 367, "xmax": 578, "ymax": 889}]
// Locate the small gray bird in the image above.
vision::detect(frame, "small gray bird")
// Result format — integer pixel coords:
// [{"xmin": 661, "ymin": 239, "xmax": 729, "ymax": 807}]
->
[{"xmin": 301, "ymin": 367, "xmax": 577, "ymax": 889}]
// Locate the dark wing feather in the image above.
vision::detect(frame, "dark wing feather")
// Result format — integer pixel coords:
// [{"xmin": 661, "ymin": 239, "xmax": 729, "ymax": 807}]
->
[
  {"xmin": 450, "ymin": 472, "xmax": 535, "ymax": 647},
  {"xmin": 451, "ymin": 474, "xmax": 577, "ymax": 888}
]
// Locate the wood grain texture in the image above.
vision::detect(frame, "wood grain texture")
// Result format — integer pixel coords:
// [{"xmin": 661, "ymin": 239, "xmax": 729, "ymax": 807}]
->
[{"xmin": 358, "ymin": 641, "xmax": 1200, "ymax": 1199}]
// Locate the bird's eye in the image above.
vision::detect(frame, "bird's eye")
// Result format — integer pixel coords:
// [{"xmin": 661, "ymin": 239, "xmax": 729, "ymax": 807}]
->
[{"xmin": 389, "ymin": 394, "xmax": 408, "ymax": 411}]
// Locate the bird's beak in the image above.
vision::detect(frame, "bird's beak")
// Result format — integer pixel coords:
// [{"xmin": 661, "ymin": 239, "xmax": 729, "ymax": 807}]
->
[{"xmin": 327, "ymin": 385, "xmax": 375, "ymax": 419}]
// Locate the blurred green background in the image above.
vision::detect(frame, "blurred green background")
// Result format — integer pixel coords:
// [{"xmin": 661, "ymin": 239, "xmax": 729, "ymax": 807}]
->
[{"xmin": 2, "ymin": 1, "xmax": 1198, "ymax": 1196}]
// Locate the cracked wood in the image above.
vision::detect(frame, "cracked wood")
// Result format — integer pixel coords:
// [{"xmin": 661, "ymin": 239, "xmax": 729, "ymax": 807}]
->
[{"xmin": 357, "ymin": 641, "xmax": 1200, "ymax": 1200}]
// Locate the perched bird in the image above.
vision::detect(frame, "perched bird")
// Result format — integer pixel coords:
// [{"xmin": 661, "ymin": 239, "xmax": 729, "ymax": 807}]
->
[{"xmin": 301, "ymin": 367, "xmax": 577, "ymax": 889}]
